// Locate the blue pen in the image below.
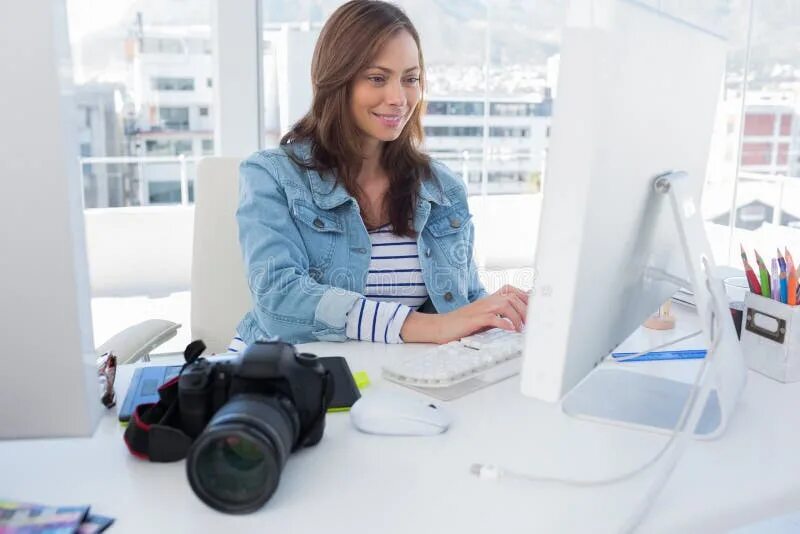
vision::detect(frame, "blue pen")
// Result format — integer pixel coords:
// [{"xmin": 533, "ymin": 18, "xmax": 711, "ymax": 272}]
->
[{"xmin": 612, "ymin": 349, "xmax": 707, "ymax": 362}]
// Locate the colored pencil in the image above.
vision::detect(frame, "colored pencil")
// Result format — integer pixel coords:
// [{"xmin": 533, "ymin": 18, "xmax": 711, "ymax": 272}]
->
[
  {"xmin": 755, "ymin": 250, "xmax": 771, "ymax": 298},
  {"xmin": 771, "ymin": 258, "xmax": 781, "ymax": 301},
  {"xmin": 740, "ymin": 244, "xmax": 761, "ymax": 294},
  {"xmin": 780, "ymin": 270, "xmax": 788, "ymax": 303},
  {"xmin": 777, "ymin": 248, "xmax": 787, "ymax": 273},
  {"xmin": 787, "ymin": 247, "xmax": 797, "ymax": 306}
]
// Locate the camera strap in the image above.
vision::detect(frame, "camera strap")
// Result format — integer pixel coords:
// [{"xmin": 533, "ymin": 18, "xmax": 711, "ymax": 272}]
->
[{"xmin": 123, "ymin": 340, "xmax": 207, "ymax": 462}]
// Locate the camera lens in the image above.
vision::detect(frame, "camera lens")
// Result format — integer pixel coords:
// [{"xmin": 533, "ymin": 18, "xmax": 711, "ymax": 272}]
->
[{"xmin": 186, "ymin": 394, "xmax": 299, "ymax": 514}]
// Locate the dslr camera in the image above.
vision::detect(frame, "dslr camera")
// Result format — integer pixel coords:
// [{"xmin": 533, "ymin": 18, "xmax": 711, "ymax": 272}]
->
[{"xmin": 178, "ymin": 340, "xmax": 333, "ymax": 514}]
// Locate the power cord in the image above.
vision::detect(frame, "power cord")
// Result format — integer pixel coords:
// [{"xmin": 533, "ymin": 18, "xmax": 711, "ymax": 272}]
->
[{"xmin": 471, "ymin": 279, "xmax": 723, "ymax": 533}]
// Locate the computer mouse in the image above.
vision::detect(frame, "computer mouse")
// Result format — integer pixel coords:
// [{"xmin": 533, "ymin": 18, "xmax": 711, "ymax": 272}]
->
[{"xmin": 350, "ymin": 390, "xmax": 452, "ymax": 436}]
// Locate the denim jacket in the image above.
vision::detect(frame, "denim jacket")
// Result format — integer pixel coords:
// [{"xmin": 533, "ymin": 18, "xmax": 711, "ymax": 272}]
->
[{"xmin": 235, "ymin": 142, "xmax": 487, "ymax": 344}]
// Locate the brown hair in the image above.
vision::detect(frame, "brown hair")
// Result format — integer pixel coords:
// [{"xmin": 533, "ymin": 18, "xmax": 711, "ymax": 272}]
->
[{"xmin": 281, "ymin": 0, "xmax": 430, "ymax": 237}]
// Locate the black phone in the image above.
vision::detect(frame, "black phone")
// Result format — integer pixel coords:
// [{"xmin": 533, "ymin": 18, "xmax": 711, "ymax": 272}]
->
[{"xmin": 319, "ymin": 356, "xmax": 361, "ymax": 411}]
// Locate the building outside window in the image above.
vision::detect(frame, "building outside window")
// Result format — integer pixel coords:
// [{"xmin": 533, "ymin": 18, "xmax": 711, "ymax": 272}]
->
[
  {"xmin": 151, "ymin": 77, "xmax": 195, "ymax": 91},
  {"xmin": 158, "ymin": 107, "xmax": 190, "ymax": 131}
]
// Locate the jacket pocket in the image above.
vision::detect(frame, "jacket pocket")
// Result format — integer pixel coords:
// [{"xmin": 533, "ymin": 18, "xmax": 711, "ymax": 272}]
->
[
  {"xmin": 291, "ymin": 199, "xmax": 344, "ymax": 269},
  {"xmin": 426, "ymin": 208, "xmax": 473, "ymax": 267}
]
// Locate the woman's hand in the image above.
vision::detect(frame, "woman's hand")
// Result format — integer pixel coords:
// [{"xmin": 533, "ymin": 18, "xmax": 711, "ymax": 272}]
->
[{"xmin": 400, "ymin": 285, "xmax": 530, "ymax": 344}]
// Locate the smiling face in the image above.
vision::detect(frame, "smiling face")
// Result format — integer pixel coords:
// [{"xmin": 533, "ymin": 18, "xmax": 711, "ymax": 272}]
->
[{"xmin": 350, "ymin": 30, "xmax": 422, "ymax": 150}]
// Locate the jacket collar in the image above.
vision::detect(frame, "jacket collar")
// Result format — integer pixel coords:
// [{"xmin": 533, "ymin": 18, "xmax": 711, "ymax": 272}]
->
[{"xmin": 298, "ymin": 152, "xmax": 451, "ymax": 211}]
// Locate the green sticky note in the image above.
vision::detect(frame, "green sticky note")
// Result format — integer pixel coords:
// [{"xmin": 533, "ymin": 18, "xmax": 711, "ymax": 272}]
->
[{"xmin": 353, "ymin": 371, "xmax": 370, "ymax": 390}]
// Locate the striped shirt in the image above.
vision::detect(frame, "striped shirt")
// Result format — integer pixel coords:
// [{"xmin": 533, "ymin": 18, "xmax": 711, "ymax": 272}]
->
[
  {"xmin": 344, "ymin": 224, "xmax": 428, "ymax": 344},
  {"xmin": 228, "ymin": 224, "xmax": 428, "ymax": 352}
]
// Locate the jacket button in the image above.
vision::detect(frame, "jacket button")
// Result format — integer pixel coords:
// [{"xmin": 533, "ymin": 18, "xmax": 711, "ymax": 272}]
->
[
  {"xmin": 444, "ymin": 291, "xmax": 454, "ymax": 302},
  {"xmin": 450, "ymin": 218, "xmax": 461, "ymax": 228},
  {"xmin": 313, "ymin": 217, "xmax": 324, "ymax": 228},
  {"xmin": 425, "ymin": 248, "xmax": 431, "ymax": 257}
]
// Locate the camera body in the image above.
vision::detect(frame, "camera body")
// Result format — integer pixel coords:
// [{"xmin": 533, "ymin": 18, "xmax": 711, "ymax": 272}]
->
[
  {"xmin": 177, "ymin": 340, "xmax": 333, "ymax": 514},
  {"xmin": 178, "ymin": 340, "xmax": 331, "ymax": 446}
]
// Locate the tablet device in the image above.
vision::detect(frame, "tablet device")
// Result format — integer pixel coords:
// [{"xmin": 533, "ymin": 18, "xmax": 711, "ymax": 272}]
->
[{"xmin": 119, "ymin": 356, "xmax": 362, "ymax": 422}]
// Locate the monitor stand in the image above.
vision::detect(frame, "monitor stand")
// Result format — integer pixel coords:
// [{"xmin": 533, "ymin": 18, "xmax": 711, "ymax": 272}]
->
[{"xmin": 560, "ymin": 171, "xmax": 747, "ymax": 440}]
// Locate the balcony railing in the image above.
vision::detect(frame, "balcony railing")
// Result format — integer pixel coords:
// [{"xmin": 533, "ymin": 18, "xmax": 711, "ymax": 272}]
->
[
  {"xmin": 79, "ymin": 153, "xmax": 800, "ymax": 213},
  {"xmin": 79, "ymin": 155, "xmax": 200, "ymax": 208},
  {"xmin": 78, "ymin": 150, "xmax": 544, "ymax": 207}
]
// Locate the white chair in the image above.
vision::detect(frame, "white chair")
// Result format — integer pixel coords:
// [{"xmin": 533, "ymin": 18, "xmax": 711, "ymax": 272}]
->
[
  {"xmin": 96, "ymin": 157, "xmax": 252, "ymax": 362},
  {"xmin": 190, "ymin": 157, "xmax": 252, "ymax": 353}
]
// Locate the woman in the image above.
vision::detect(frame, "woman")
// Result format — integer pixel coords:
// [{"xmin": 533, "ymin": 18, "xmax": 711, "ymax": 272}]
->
[{"xmin": 231, "ymin": 0, "xmax": 528, "ymax": 350}]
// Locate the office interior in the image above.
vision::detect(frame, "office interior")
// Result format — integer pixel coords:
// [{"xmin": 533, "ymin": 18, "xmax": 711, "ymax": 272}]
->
[{"xmin": 2, "ymin": 0, "xmax": 800, "ymax": 533}]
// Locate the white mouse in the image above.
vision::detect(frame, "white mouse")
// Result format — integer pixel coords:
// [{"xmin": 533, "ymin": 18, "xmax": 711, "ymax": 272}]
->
[{"xmin": 350, "ymin": 390, "xmax": 452, "ymax": 436}]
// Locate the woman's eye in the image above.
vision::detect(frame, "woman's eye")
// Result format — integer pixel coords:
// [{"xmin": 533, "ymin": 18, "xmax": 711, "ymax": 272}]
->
[
  {"xmin": 368, "ymin": 76, "xmax": 385, "ymax": 84},
  {"xmin": 404, "ymin": 77, "xmax": 420, "ymax": 84}
]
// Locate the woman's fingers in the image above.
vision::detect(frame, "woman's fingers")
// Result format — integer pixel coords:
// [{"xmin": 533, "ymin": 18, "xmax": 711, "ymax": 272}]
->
[
  {"xmin": 498, "ymin": 300, "xmax": 524, "ymax": 331},
  {"xmin": 497, "ymin": 284, "xmax": 530, "ymax": 305},
  {"xmin": 509, "ymin": 285, "xmax": 530, "ymax": 304},
  {"xmin": 487, "ymin": 314, "xmax": 516, "ymax": 331},
  {"xmin": 507, "ymin": 294, "xmax": 528, "ymax": 326}
]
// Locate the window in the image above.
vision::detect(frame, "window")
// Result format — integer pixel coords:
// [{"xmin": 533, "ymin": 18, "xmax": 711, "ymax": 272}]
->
[
  {"xmin": 741, "ymin": 143, "xmax": 773, "ymax": 166},
  {"xmin": 425, "ymin": 101, "xmax": 447, "ymax": 115},
  {"xmin": 780, "ymin": 115, "xmax": 792, "ymax": 136},
  {"xmin": 201, "ymin": 138, "xmax": 214, "ymax": 155},
  {"xmin": 199, "ymin": 106, "xmax": 209, "ymax": 117},
  {"xmin": 424, "ymin": 126, "xmax": 484, "ymax": 137},
  {"xmin": 141, "ymin": 37, "xmax": 184, "ymax": 54},
  {"xmin": 490, "ymin": 103, "xmax": 537, "ymax": 116},
  {"xmin": 148, "ymin": 181, "xmax": 194, "ymax": 204},
  {"xmin": 777, "ymin": 143, "xmax": 789, "ymax": 166},
  {"xmin": 145, "ymin": 139, "xmax": 193, "ymax": 156},
  {"xmin": 744, "ymin": 114, "xmax": 776, "ymax": 136},
  {"xmin": 490, "ymin": 127, "xmax": 529, "ymax": 138},
  {"xmin": 145, "ymin": 139, "xmax": 170, "ymax": 155},
  {"xmin": 151, "ymin": 77, "xmax": 195, "ymax": 91},
  {"xmin": 69, "ymin": 2, "xmax": 215, "ymax": 209},
  {"xmin": 248, "ymin": 0, "xmax": 800, "ymax": 271},
  {"xmin": 175, "ymin": 139, "xmax": 193, "ymax": 155},
  {"xmin": 158, "ymin": 107, "xmax": 190, "ymax": 131},
  {"xmin": 425, "ymin": 101, "xmax": 485, "ymax": 116}
]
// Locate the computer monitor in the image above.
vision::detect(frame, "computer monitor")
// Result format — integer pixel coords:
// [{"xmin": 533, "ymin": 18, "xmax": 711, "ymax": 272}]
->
[
  {"xmin": 520, "ymin": 0, "xmax": 746, "ymax": 438},
  {"xmin": 0, "ymin": 0, "xmax": 101, "ymax": 439}
]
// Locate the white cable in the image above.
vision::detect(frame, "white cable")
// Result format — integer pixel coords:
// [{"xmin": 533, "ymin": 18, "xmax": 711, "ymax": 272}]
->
[
  {"xmin": 471, "ymin": 285, "xmax": 723, "ymax": 532},
  {"xmin": 620, "ymin": 280, "xmax": 723, "ymax": 533}
]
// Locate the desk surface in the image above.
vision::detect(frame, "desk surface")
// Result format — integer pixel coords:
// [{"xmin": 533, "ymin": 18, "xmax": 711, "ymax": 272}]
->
[{"xmin": 2, "ymin": 305, "xmax": 800, "ymax": 534}]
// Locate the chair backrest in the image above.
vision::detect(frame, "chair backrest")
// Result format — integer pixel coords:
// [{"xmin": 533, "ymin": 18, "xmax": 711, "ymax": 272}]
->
[{"xmin": 192, "ymin": 157, "xmax": 252, "ymax": 353}]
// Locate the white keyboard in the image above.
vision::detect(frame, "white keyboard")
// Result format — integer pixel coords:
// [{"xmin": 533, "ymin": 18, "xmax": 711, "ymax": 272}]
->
[{"xmin": 382, "ymin": 328, "xmax": 525, "ymax": 388}]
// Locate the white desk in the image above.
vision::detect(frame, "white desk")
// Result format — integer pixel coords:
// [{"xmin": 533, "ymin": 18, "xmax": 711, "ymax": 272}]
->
[{"xmin": 3, "ymin": 306, "xmax": 800, "ymax": 534}]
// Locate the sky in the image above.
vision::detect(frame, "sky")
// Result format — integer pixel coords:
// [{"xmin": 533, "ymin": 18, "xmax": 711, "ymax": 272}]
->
[{"xmin": 66, "ymin": 0, "xmax": 131, "ymax": 44}]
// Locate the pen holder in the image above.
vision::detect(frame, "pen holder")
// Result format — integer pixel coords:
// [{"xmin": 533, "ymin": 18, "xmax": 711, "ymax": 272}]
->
[{"xmin": 740, "ymin": 292, "xmax": 800, "ymax": 383}]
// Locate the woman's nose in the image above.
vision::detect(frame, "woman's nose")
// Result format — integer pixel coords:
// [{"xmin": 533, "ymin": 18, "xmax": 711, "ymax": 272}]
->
[{"xmin": 384, "ymin": 80, "xmax": 407, "ymax": 107}]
